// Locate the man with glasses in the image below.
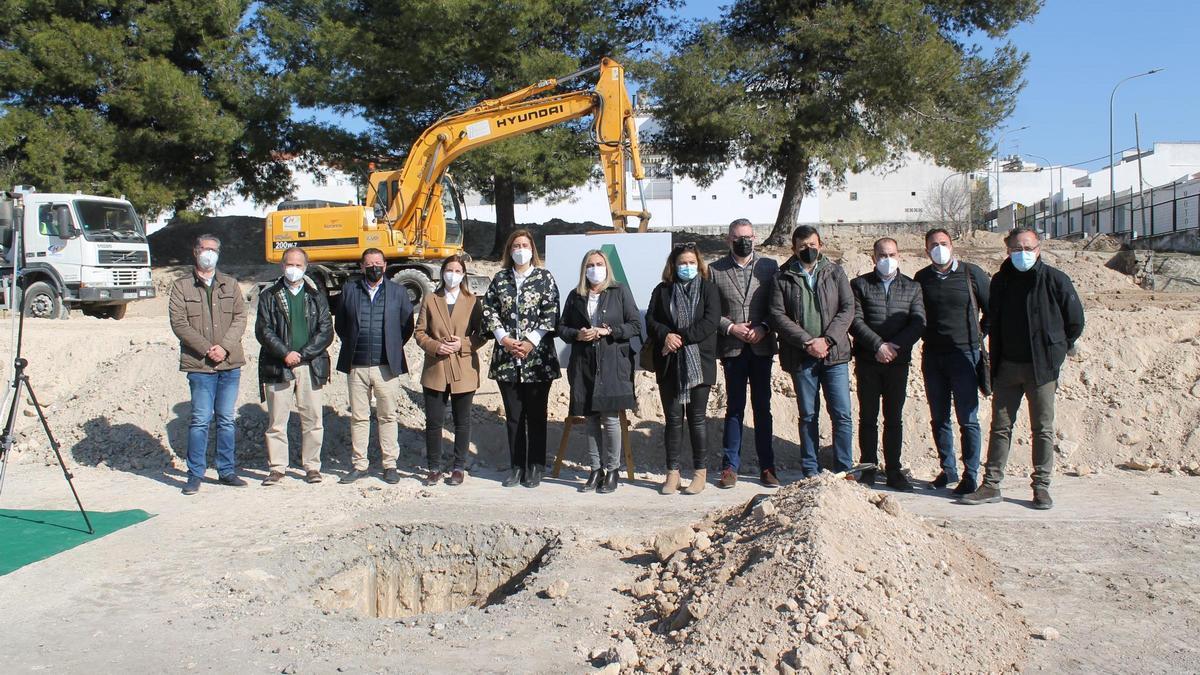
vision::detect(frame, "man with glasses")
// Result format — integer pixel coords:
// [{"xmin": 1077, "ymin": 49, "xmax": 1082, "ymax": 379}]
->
[
  {"xmin": 770, "ymin": 225, "xmax": 855, "ymax": 477},
  {"xmin": 168, "ymin": 234, "xmax": 248, "ymax": 495},
  {"xmin": 961, "ymin": 226, "xmax": 1084, "ymax": 510},
  {"xmin": 710, "ymin": 219, "xmax": 780, "ymax": 488}
]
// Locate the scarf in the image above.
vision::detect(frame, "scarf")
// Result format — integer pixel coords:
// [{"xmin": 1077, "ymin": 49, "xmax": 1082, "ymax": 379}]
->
[{"xmin": 670, "ymin": 277, "xmax": 704, "ymax": 396}]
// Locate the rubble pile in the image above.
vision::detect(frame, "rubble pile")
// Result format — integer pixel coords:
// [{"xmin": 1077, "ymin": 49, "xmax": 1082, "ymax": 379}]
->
[{"xmin": 623, "ymin": 476, "xmax": 1027, "ymax": 673}]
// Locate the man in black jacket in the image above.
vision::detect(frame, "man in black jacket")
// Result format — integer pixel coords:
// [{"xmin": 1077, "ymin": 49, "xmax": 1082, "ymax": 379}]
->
[
  {"xmin": 961, "ymin": 227, "xmax": 1084, "ymax": 510},
  {"xmin": 850, "ymin": 238, "xmax": 925, "ymax": 491},
  {"xmin": 256, "ymin": 247, "xmax": 334, "ymax": 485},
  {"xmin": 334, "ymin": 248, "xmax": 415, "ymax": 485},
  {"xmin": 769, "ymin": 226, "xmax": 855, "ymax": 476}
]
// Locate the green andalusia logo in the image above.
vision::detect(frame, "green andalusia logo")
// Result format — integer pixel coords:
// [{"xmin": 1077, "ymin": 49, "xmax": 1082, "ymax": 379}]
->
[{"xmin": 599, "ymin": 244, "xmax": 630, "ymax": 286}]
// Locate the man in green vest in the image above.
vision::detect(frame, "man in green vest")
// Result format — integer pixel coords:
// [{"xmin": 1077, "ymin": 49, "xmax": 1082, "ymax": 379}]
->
[{"xmin": 255, "ymin": 247, "xmax": 334, "ymax": 485}]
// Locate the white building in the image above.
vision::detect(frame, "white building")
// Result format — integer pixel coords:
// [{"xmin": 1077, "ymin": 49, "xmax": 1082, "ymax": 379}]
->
[
  {"xmin": 156, "ymin": 119, "xmax": 1200, "ymax": 239},
  {"xmin": 819, "ymin": 153, "xmax": 963, "ymax": 225},
  {"xmin": 463, "ymin": 115, "xmax": 820, "ymax": 229},
  {"xmin": 997, "ymin": 142, "xmax": 1200, "ymax": 237}
]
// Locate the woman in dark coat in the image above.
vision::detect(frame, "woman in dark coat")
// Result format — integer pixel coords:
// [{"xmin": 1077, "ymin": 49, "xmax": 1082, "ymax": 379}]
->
[
  {"xmin": 559, "ymin": 249, "xmax": 643, "ymax": 494},
  {"xmin": 645, "ymin": 242, "xmax": 721, "ymax": 495}
]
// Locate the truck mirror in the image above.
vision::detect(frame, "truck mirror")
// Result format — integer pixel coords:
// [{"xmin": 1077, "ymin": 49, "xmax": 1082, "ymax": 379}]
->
[{"xmin": 54, "ymin": 205, "xmax": 78, "ymax": 239}]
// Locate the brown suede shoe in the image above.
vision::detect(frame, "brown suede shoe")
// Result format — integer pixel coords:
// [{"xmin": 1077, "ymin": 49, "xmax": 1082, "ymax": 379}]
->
[
  {"xmin": 304, "ymin": 470, "xmax": 322, "ymax": 484},
  {"xmin": 445, "ymin": 470, "xmax": 465, "ymax": 486},
  {"xmin": 261, "ymin": 471, "xmax": 285, "ymax": 486},
  {"xmin": 424, "ymin": 471, "xmax": 444, "ymax": 486},
  {"xmin": 760, "ymin": 468, "xmax": 781, "ymax": 488},
  {"xmin": 718, "ymin": 468, "xmax": 738, "ymax": 489},
  {"xmin": 661, "ymin": 470, "xmax": 681, "ymax": 495}
]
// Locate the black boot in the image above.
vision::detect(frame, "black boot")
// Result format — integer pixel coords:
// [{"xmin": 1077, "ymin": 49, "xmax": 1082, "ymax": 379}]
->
[
  {"xmin": 581, "ymin": 469, "xmax": 603, "ymax": 492},
  {"xmin": 597, "ymin": 469, "xmax": 619, "ymax": 494},
  {"xmin": 523, "ymin": 464, "xmax": 543, "ymax": 488},
  {"xmin": 502, "ymin": 466, "xmax": 523, "ymax": 488}
]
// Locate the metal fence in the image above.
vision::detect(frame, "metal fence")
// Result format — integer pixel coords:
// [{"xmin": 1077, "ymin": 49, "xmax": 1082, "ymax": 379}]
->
[{"xmin": 1014, "ymin": 181, "xmax": 1200, "ymax": 239}]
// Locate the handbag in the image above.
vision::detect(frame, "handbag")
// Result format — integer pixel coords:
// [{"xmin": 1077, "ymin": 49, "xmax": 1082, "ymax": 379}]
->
[
  {"xmin": 638, "ymin": 337, "xmax": 656, "ymax": 371},
  {"xmin": 964, "ymin": 266, "xmax": 992, "ymax": 397}
]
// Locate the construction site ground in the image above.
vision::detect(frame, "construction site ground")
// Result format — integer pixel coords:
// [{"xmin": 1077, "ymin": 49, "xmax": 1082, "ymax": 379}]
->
[{"xmin": 0, "ymin": 227, "xmax": 1198, "ymax": 673}]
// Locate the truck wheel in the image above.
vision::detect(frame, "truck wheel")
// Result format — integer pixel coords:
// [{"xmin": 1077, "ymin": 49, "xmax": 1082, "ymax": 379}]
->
[
  {"xmin": 392, "ymin": 268, "xmax": 433, "ymax": 309},
  {"xmin": 21, "ymin": 281, "xmax": 62, "ymax": 319}
]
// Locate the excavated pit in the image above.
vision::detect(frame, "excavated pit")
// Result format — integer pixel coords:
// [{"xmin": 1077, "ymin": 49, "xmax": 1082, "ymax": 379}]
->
[{"xmin": 313, "ymin": 523, "xmax": 559, "ymax": 619}]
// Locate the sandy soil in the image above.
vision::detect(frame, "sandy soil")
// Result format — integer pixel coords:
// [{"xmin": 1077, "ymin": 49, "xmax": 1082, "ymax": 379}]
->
[{"xmin": 0, "ymin": 229, "xmax": 1197, "ymax": 673}]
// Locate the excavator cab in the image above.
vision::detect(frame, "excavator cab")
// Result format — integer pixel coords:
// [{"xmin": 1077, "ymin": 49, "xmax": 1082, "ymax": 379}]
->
[{"xmin": 440, "ymin": 177, "xmax": 465, "ymax": 248}]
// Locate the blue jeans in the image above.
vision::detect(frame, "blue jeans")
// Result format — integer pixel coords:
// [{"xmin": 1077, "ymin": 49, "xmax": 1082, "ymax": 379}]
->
[
  {"xmin": 921, "ymin": 349, "xmax": 981, "ymax": 482},
  {"xmin": 791, "ymin": 358, "xmax": 854, "ymax": 476},
  {"xmin": 720, "ymin": 348, "xmax": 775, "ymax": 471},
  {"xmin": 186, "ymin": 369, "xmax": 241, "ymax": 479}
]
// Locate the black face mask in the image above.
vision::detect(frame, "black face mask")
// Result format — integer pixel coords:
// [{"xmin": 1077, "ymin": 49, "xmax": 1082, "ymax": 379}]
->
[
  {"xmin": 731, "ymin": 236, "xmax": 754, "ymax": 258},
  {"xmin": 364, "ymin": 266, "xmax": 385, "ymax": 282},
  {"xmin": 798, "ymin": 247, "xmax": 819, "ymax": 264}
]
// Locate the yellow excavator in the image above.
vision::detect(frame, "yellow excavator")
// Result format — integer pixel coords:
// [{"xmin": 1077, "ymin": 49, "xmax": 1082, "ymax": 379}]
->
[{"xmin": 264, "ymin": 57, "xmax": 650, "ymax": 305}]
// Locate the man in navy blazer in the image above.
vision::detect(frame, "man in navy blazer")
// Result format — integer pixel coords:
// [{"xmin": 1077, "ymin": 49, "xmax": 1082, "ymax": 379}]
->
[{"xmin": 334, "ymin": 248, "xmax": 414, "ymax": 484}]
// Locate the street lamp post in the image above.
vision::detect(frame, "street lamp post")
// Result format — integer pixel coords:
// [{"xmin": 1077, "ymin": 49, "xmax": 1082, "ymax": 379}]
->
[
  {"xmin": 1109, "ymin": 68, "xmax": 1163, "ymax": 233},
  {"xmin": 940, "ymin": 170, "xmax": 978, "ymax": 233}
]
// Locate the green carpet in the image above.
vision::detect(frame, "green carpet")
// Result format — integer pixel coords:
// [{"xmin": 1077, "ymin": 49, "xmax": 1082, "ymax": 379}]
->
[{"xmin": 0, "ymin": 509, "xmax": 155, "ymax": 576}]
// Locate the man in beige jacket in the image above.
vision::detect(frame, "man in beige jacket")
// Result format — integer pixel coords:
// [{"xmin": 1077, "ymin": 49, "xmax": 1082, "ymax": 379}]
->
[{"xmin": 168, "ymin": 234, "xmax": 248, "ymax": 495}]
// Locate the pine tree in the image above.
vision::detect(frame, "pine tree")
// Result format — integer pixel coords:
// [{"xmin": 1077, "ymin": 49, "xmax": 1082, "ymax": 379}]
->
[
  {"xmin": 0, "ymin": 0, "xmax": 294, "ymax": 218},
  {"xmin": 647, "ymin": 0, "xmax": 1041, "ymax": 244}
]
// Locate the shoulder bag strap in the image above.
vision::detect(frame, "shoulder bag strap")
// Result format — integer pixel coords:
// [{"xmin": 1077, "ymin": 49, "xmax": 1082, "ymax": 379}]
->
[{"xmin": 963, "ymin": 264, "xmax": 980, "ymax": 349}]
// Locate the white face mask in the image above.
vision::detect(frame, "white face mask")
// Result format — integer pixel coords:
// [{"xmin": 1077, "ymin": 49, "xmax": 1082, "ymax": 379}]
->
[
  {"xmin": 442, "ymin": 271, "xmax": 463, "ymax": 289},
  {"xmin": 585, "ymin": 266, "xmax": 607, "ymax": 285},
  {"xmin": 875, "ymin": 257, "xmax": 899, "ymax": 278},
  {"xmin": 197, "ymin": 249, "xmax": 219, "ymax": 270},
  {"xmin": 283, "ymin": 266, "xmax": 305, "ymax": 283},
  {"xmin": 511, "ymin": 248, "xmax": 533, "ymax": 266},
  {"xmin": 929, "ymin": 244, "xmax": 952, "ymax": 266}
]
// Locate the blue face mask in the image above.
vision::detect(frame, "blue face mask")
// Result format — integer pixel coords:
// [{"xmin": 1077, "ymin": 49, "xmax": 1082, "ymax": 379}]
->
[
  {"xmin": 676, "ymin": 263, "xmax": 698, "ymax": 281},
  {"xmin": 1010, "ymin": 250, "xmax": 1038, "ymax": 272}
]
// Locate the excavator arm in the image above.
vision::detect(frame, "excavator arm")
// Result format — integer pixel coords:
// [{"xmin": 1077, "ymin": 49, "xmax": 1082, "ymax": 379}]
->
[{"xmin": 366, "ymin": 57, "xmax": 649, "ymax": 251}]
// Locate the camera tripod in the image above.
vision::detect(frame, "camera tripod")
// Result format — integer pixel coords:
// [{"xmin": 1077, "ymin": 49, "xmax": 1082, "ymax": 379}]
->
[{"xmin": 0, "ymin": 357, "xmax": 94, "ymax": 534}]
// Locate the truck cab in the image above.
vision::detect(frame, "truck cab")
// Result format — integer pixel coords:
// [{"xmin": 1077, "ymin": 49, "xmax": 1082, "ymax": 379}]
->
[{"xmin": 0, "ymin": 186, "xmax": 155, "ymax": 319}]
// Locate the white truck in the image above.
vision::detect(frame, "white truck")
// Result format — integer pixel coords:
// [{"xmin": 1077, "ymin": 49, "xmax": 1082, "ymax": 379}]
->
[{"xmin": 0, "ymin": 186, "xmax": 155, "ymax": 319}]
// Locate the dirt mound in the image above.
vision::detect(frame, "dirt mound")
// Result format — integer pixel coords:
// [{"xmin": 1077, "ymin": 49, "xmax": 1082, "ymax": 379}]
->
[
  {"xmin": 463, "ymin": 219, "xmax": 611, "ymax": 259},
  {"xmin": 624, "ymin": 476, "xmax": 1027, "ymax": 673},
  {"xmin": 149, "ymin": 216, "xmax": 266, "ymax": 266}
]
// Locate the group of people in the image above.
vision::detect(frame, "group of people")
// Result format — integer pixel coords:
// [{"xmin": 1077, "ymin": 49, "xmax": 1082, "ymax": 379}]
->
[{"xmin": 168, "ymin": 218, "xmax": 1084, "ymax": 509}]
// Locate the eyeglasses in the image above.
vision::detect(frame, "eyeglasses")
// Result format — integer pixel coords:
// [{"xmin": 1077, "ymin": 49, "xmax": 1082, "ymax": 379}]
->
[
  {"xmin": 673, "ymin": 241, "xmax": 698, "ymax": 251},
  {"xmin": 1007, "ymin": 244, "xmax": 1040, "ymax": 253}
]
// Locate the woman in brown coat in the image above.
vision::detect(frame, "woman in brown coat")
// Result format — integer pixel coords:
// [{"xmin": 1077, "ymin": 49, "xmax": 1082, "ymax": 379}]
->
[{"xmin": 414, "ymin": 255, "xmax": 485, "ymax": 486}]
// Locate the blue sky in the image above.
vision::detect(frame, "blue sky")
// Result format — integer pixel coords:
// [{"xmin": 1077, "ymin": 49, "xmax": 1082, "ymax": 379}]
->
[
  {"xmin": 678, "ymin": 0, "xmax": 1198, "ymax": 170},
  {"xmin": 303, "ymin": 1, "xmax": 1196, "ymax": 173}
]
